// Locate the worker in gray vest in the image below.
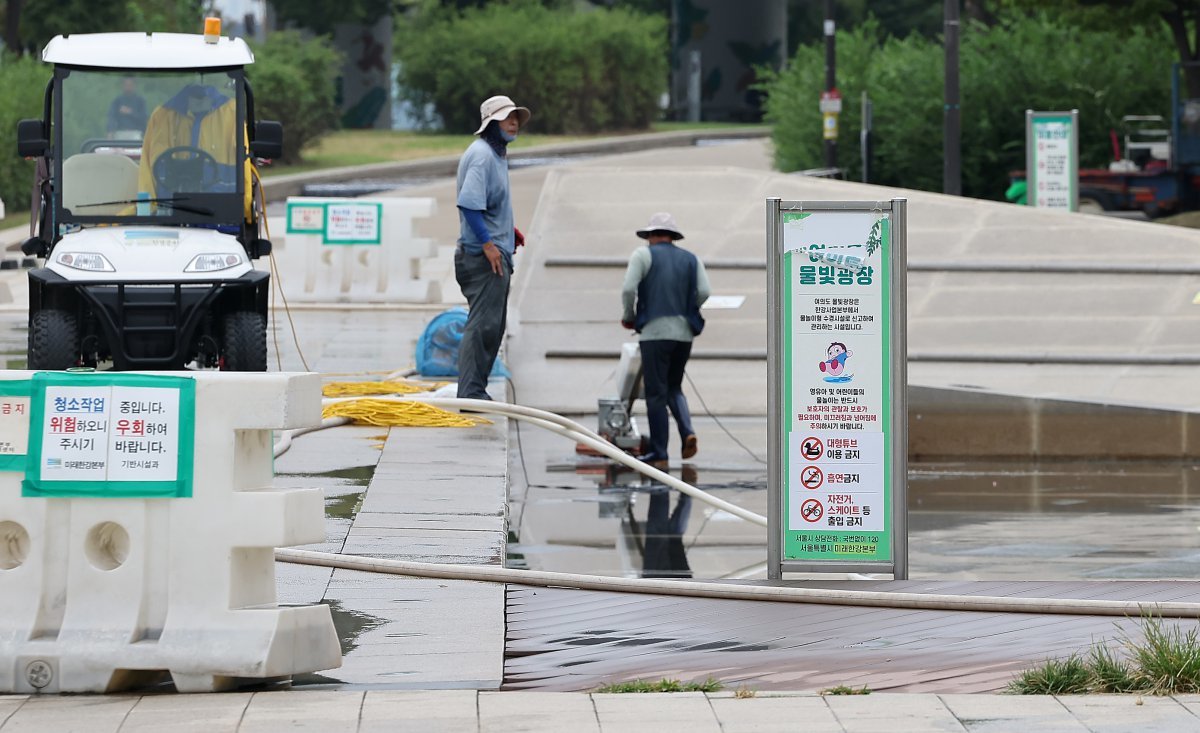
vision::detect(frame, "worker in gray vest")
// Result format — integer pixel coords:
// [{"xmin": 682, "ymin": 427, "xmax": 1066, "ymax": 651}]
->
[{"xmin": 620, "ymin": 212, "xmax": 710, "ymax": 466}]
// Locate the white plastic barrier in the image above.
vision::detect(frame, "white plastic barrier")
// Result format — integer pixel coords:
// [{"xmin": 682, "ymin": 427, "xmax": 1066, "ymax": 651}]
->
[
  {"xmin": 0, "ymin": 371, "xmax": 341, "ymax": 693},
  {"xmin": 278, "ymin": 196, "xmax": 440, "ymax": 303}
]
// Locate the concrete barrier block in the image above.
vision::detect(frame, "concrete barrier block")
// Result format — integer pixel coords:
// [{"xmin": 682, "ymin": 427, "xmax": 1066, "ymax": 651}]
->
[
  {"xmin": 0, "ymin": 371, "xmax": 341, "ymax": 694},
  {"xmin": 280, "ymin": 196, "xmax": 440, "ymax": 303}
]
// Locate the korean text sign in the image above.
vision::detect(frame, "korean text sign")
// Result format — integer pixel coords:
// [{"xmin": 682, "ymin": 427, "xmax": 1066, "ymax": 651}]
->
[
  {"xmin": 768, "ymin": 199, "xmax": 907, "ymax": 577},
  {"xmin": 22, "ymin": 372, "xmax": 195, "ymax": 498},
  {"xmin": 1026, "ymin": 110, "xmax": 1078, "ymax": 211}
]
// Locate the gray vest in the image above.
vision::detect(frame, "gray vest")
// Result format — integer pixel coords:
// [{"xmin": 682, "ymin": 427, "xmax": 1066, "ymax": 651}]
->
[{"xmin": 634, "ymin": 243, "xmax": 704, "ymax": 335}]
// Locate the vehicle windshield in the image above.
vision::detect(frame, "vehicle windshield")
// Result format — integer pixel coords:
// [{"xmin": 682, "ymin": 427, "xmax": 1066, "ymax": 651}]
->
[{"xmin": 57, "ymin": 68, "xmax": 245, "ymax": 226}]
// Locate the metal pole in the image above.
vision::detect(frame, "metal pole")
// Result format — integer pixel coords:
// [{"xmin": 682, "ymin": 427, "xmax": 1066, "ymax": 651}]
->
[
  {"xmin": 824, "ymin": 0, "xmax": 837, "ymax": 170},
  {"xmin": 943, "ymin": 0, "xmax": 961, "ymax": 195},
  {"xmin": 687, "ymin": 50, "xmax": 702, "ymax": 123},
  {"xmin": 766, "ymin": 197, "xmax": 782, "ymax": 579},
  {"xmin": 861, "ymin": 91, "xmax": 872, "ymax": 183},
  {"xmin": 890, "ymin": 198, "xmax": 909, "ymax": 580}
]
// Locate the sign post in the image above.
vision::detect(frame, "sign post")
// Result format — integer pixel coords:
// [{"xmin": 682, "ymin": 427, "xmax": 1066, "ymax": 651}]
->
[
  {"xmin": 1026, "ymin": 109, "xmax": 1079, "ymax": 211},
  {"xmin": 767, "ymin": 198, "xmax": 907, "ymax": 578}
]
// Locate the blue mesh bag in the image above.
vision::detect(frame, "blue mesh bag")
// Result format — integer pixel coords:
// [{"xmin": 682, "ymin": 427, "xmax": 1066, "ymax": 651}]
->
[{"xmin": 415, "ymin": 307, "xmax": 510, "ymax": 378}]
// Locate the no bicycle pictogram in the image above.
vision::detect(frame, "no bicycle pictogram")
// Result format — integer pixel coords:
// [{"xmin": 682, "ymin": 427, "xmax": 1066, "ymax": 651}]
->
[
  {"xmin": 801, "ymin": 466, "xmax": 824, "ymax": 490},
  {"xmin": 801, "ymin": 436, "xmax": 823, "ymax": 461},
  {"xmin": 801, "ymin": 498, "xmax": 823, "ymax": 523}
]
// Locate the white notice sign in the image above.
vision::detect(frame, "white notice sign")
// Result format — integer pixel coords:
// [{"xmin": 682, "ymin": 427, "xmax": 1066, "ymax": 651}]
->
[
  {"xmin": 39, "ymin": 385, "xmax": 181, "ymax": 483},
  {"xmin": 325, "ymin": 203, "xmax": 382, "ymax": 245}
]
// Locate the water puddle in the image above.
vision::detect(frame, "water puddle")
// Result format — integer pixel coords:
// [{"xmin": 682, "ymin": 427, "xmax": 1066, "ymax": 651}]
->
[{"xmin": 508, "ymin": 417, "xmax": 1200, "ymax": 581}]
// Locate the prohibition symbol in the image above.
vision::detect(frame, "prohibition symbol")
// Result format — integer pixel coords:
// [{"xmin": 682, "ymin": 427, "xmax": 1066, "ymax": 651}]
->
[
  {"xmin": 801, "ymin": 436, "xmax": 824, "ymax": 461},
  {"xmin": 801, "ymin": 466, "xmax": 824, "ymax": 490},
  {"xmin": 801, "ymin": 498, "xmax": 823, "ymax": 523}
]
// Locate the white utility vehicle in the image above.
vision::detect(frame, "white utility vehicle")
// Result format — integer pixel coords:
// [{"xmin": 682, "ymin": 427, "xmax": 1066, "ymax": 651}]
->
[{"xmin": 17, "ymin": 23, "xmax": 281, "ymax": 370}]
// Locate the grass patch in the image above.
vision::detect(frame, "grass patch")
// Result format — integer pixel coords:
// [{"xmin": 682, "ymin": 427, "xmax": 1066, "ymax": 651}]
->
[
  {"xmin": 1008, "ymin": 655, "xmax": 1092, "ymax": 695},
  {"xmin": 596, "ymin": 677, "xmax": 723, "ymax": 693},
  {"xmin": 821, "ymin": 684, "xmax": 871, "ymax": 695},
  {"xmin": 263, "ymin": 122, "xmax": 766, "ymax": 177},
  {"xmin": 733, "ymin": 686, "xmax": 757, "ymax": 699},
  {"xmin": 1010, "ymin": 614, "xmax": 1200, "ymax": 695}
]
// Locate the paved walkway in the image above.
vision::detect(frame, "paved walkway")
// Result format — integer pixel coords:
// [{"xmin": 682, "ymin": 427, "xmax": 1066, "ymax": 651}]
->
[
  {"xmin": 5, "ymin": 690, "xmax": 1200, "ymax": 732},
  {"xmin": 8, "ymin": 133, "xmax": 1200, "ymax": 729}
]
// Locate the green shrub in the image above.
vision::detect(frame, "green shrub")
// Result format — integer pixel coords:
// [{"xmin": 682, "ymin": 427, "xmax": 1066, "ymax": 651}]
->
[
  {"xmin": 397, "ymin": 3, "xmax": 666, "ymax": 134},
  {"xmin": 0, "ymin": 54, "xmax": 52, "ymax": 217},
  {"xmin": 246, "ymin": 31, "xmax": 342, "ymax": 164},
  {"xmin": 763, "ymin": 13, "xmax": 1173, "ymax": 200}
]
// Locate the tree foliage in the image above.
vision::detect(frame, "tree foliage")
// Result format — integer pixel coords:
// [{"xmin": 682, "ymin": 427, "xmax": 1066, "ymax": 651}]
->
[
  {"xmin": 991, "ymin": 1, "xmax": 1200, "ymax": 95},
  {"xmin": 246, "ymin": 30, "xmax": 342, "ymax": 163},
  {"xmin": 4, "ymin": 0, "xmax": 208, "ymax": 55},
  {"xmin": 396, "ymin": 2, "xmax": 666, "ymax": 134},
  {"xmin": 269, "ymin": 0, "xmax": 399, "ymax": 33},
  {"xmin": 763, "ymin": 13, "xmax": 1174, "ymax": 199},
  {"xmin": 0, "ymin": 53, "xmax": 50, "ymax": 216}
]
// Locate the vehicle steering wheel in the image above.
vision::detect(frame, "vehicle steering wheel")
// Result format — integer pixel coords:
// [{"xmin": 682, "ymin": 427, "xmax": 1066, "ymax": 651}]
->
[{"xmin": 150, "ymin": 146, "xmax": 220, "ymax": 195}]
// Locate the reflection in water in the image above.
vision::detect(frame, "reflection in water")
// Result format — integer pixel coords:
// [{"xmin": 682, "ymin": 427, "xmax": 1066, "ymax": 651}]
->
[{"xmin": 640, "ymin": 491, "xmax": 693, "ymax": 579}]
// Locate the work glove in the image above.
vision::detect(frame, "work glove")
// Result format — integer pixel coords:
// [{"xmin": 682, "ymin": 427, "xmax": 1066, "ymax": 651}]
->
[
  {"xmin": 621, "ymin": 319, "xmax": 635, "ymax": 330},
  {"xmin": 514, "ymin": 227, "xmax": 525, "ymax": 248}
]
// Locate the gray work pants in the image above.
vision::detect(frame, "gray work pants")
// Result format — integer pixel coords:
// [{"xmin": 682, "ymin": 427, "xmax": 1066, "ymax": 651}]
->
[{"xmin": 454, "ymin": 248, "xmax": 511, "ymax": 399}]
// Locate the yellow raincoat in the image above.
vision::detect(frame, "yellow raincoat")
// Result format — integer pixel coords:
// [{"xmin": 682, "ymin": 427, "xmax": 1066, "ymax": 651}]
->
[{"xmin": 137, "ymin": 85, "xmax": 253, "ymax": 221}]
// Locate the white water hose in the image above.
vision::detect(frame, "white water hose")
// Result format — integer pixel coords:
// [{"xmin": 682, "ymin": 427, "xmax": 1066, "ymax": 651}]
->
[
  {"xmin": 319, "ymin": 395, "xmax": 769, "ymax": 527},
  {"xmin": 274, "ymin": 548, "xmax": 1200, "ymax": 618},
  {"xmin": 273, "ymin": 395, "xmax": 1200, "ymax": 617}
]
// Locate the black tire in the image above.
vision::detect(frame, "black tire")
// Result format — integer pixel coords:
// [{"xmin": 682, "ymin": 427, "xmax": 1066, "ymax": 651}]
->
[
  {"xmin": 28, "ymin": 310, "xmax": 79, "ymax": 370},
  {"xmin": 220, "ymin": 311, "xmax": 267, "ymax": 372}
]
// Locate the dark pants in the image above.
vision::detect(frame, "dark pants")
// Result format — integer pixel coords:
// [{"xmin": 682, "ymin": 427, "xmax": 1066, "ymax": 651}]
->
[
  {"xmin": 639, "ymin": 339, "xmax": 695, "ymax": 460},
  {"xmin": 455, "ymin": 249, "xmax": 511, "ymax": 399},
  {"xmin": 642, "ymin": 491, "xmax": 692, "ymax": 579}
]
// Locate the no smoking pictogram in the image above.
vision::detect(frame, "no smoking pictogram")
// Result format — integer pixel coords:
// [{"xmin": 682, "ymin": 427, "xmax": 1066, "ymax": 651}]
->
[
  {"xmin": 801, "ymin": 466, "xmax": 824, "ymax": 490},
  {"xmin": 801, "ymin": 498, "xmax": 823, "ymax": 523},
  {"xmin": 801, "ymin": 436, "xmax": 823, "ymax": 461}
]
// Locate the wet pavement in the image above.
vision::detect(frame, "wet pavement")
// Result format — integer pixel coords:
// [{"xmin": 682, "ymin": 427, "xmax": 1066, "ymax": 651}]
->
[
  {"xmin": 7, "ymin": 132, "xmax": 1200, "ymax": 726},
  {"xmin": 507, "ymin": 407, "xmax": 1200, "ymax": 582}
]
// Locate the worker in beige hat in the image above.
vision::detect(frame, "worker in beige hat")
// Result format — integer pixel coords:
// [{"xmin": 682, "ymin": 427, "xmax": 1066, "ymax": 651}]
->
[
  {"xmin": 621, "ymin": 212, "xmax": 710, "ymax": 466},
  {"xmin": 454, "ymin": 94, "xmax": 532, "ymax": 399}
]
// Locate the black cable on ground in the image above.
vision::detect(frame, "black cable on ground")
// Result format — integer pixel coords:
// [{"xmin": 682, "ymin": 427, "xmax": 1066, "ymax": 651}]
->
[{"xmin": 684, "ymin": 371, "xmax": 766, "ymax": 464}]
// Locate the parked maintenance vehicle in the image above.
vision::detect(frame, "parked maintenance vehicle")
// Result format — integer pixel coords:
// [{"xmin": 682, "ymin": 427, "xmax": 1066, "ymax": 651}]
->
[
  {"xmin": 17, "ymin": 19, "xmax": 282, "ymax": 370},
  {"xmin": 1011, "ymin": 63, "xmax": 1200, "ymax": 218}
]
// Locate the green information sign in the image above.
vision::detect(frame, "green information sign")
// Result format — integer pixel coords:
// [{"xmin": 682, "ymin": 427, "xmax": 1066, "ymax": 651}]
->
[
  {"xmin": 767, "ymin": 199, "xmax": 908, "ymax": 578},
  {"xmin": 285, "ymin": 199, "xmax": 384, "ymax": 245},
  {"xmin": 22, "ymin": 372, "xmax": 195, "ymax": 499},
  {"xmin": 1026, "ymin": 109, "xmax": 1079, "ymax": 211}
]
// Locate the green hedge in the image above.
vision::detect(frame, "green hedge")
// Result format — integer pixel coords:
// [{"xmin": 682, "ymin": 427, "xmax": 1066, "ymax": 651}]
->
[
  {"xmin": 397, "ymin": 3, "xmax": 666, "ymax": 134},
  {"xmin": 0, "ymin": 55, "xmax": 51, "ymax": 220},
  {"xmin": 247, "ymin": 31, "xmax": 342, "ymax": 164},
  {"xmin": 763, "ymin": 14, "xmax": 1174, "ymax": 200}
]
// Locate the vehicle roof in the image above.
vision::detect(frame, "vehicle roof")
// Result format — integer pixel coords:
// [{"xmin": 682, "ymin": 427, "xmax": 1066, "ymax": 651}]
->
[{"xmin": 42, "ymin": 33, "xmax": 254, "ymax": 69}]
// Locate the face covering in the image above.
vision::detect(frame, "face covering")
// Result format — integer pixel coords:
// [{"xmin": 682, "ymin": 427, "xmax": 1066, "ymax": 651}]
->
[
  {"xmin": 500, "ymin": 129, "xmax": 517, "ymax": 143},
  {"xmin": 482, "ymin": 121, "xmax": 509, "ymax": 157}
]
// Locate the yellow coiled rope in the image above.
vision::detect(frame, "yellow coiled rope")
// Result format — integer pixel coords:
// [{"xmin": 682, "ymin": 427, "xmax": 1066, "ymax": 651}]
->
[
  {"xmin": 319, "ymin": 380, "xmax": 488, "ymax": 427},
  {"xmin": 322, "ymin": 380, "xmax": 447, "ymax": 397},
  {"xmin": 322, "ymin": 398, "xmax": 490, "ymax": 428}
]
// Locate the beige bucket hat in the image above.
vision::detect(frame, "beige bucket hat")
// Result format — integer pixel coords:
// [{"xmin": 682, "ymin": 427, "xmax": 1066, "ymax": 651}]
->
[
  {"xmin": 474, "ymin": 94, "xmax": 532, "ymax": 135},
  {"xmin": 636, "ymin": 212, "xmax": 685, "ymax": 240}
]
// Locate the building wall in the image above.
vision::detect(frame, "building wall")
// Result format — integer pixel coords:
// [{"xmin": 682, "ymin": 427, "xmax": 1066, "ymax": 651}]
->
[{"xmin": 670, "ymin": 0, "xmax": 787, "ymax": 122}]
